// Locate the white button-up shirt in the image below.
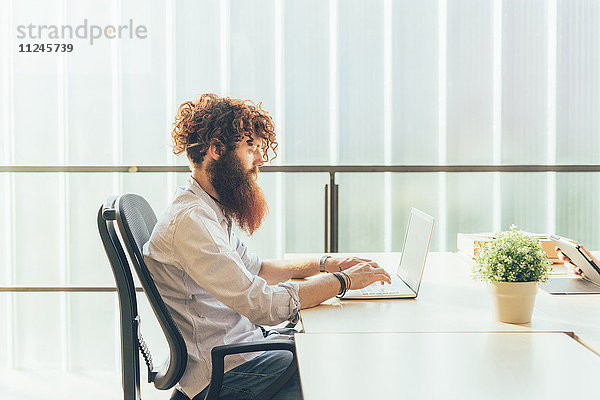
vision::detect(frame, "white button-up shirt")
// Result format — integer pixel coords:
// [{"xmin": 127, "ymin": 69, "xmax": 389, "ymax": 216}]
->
[{"xmin": 143, "ymin": 176, "xmax": 300, "ymax": 398}]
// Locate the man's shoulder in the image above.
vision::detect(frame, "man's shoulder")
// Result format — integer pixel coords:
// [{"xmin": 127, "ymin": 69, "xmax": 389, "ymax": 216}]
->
[
  {"xmin": 163, "ymin": 190, "xmax": 220, "ymax": 227},
  {"xmin": 146, "ymin": 191, "xmax": 220, "ymax": 256}
]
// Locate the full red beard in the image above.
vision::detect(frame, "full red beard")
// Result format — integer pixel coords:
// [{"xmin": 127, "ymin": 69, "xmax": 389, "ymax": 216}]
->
[{"xmin": 207, "ymin": 150, "xmax": 268, "ymax": 235}]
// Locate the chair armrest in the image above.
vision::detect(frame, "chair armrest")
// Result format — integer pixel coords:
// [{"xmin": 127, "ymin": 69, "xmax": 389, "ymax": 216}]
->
[{"xmin": 204, "ymin": 339, "xmax": 297, "ymax": 400}]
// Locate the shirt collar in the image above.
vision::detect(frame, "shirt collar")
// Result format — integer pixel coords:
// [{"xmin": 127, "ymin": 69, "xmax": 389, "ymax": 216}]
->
[{"xmin": 185, "ymin": 176, "xmax": 229, "ymax": 226}]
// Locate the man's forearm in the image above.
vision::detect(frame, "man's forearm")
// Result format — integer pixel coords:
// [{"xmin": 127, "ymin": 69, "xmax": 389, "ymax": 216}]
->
[
  {"xmin": 297, "ymin": 273, "xmax": 340, "ymax": 309},
  {"xmin": 259, "ymin": 258, "xmax": 320, "ymax": 284}
]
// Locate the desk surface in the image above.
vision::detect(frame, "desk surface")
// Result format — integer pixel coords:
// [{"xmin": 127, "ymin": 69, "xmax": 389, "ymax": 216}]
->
[
  {"xmin": 296, "ymin": 332, "xmax": 600, "ymax": 400},
  {"xmin": 298, "ymin": 252, "xmax": 600, "ymax": 337}
]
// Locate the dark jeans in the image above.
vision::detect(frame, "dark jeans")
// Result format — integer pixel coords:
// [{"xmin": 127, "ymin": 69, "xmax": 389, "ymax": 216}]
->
[{"xmin": 196, "ymin": 348, "xmax": 302, "ymax": 400}]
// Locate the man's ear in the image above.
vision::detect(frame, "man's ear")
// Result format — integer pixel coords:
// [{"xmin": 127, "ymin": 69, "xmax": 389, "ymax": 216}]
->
[{"xmin": 207, "ymin": 139, "xmax": 224, "ymax": 160}]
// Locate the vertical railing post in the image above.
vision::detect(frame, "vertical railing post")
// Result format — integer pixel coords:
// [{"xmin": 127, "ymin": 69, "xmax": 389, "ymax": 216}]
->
[{"xmin": 324, "ymin": 171, "xmax": 338, "ymax": 253}]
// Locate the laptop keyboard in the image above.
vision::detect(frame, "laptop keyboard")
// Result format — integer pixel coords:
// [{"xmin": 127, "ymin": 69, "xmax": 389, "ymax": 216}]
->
[{"xmin": 358, "ymin": 279, "xmax": 408, "ymax": 295}]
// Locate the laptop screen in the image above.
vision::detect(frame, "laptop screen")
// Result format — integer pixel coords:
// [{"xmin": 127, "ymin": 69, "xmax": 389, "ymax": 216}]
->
[{"xmin": 397, "ymin": 208, "xmax": 434, "ymax": 294}]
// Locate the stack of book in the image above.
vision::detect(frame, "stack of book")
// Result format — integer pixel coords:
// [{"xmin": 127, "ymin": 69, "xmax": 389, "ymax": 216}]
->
[{"xmin": 456, "ymin": 233, "xmax": 574, "ymax": 265}]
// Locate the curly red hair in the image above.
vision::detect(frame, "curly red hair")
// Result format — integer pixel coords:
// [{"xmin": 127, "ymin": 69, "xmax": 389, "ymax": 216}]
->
[{"xmin": 171, "ymin": 93, "xmax": 278, "ymax": 166}]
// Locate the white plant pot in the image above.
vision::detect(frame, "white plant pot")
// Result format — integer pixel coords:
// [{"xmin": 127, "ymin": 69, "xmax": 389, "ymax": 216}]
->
[{"xmin": 488, "ymin": 281, "xmax": 539, "ymax": 324}]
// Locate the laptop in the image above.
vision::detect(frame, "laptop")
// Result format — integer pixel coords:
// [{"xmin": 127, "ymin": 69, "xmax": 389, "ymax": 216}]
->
[{"xmin": 344, "ymin": 208, "xmax": 435, "ymax": 299}]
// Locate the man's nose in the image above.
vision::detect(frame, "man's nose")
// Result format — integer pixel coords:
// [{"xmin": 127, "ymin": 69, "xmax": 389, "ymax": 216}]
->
[{"xmin": 254, "ymin": 149, "xmax": 265, "ymax": 166}]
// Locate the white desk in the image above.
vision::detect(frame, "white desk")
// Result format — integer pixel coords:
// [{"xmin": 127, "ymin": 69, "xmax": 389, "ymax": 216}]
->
[
  {"xmin": 296, "ymin": 332, "xmax": 600, "ymax": 400},
  {"xmin": 298, "ymin": 253, "xmax": 600, "ymax": 339},
  {"xmin": 292, "ymin": 252, "xmax": 600, "ymax": 399}
]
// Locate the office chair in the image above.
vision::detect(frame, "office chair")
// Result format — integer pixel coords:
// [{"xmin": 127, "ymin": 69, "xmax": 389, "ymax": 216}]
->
[{"xmin": 98, "ymin": 194, "xmax": 298, "ymax": 400}]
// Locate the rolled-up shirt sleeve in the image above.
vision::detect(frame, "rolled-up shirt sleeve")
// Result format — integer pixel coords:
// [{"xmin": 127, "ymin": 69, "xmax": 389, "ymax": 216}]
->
[{"xmin": 172, "ymin": 206, "xmax": 299, "ymax": 325}]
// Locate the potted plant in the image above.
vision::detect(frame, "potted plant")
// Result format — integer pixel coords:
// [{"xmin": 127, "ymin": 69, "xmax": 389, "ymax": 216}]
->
[{"xmin": 472, "ymin": 227, "xmax": 550, "ymax": 324}]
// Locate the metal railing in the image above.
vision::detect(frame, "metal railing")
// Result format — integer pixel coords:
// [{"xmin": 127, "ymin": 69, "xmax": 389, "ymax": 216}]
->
[
  {"xmin": 3, "ymin": 164, "xmax": 600, "ymax": 173},
  {"xmin": 2, "ymin": 164, "xmax": 599, "ymax": 292}
]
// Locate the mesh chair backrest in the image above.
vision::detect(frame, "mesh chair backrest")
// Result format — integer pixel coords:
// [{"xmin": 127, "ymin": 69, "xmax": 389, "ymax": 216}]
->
[
  {"xmin": 115, "ymin": 194, "xmax": 187, "ymax": 390},
  {"xmin": 98, "ymin": 198, "xmax": 142, "ymax": 400}
]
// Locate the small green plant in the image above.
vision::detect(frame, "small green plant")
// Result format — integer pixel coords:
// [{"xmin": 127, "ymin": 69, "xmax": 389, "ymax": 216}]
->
[{"xmin": 473, "ymin": 227, "xmax": 550, "ymax": 283}]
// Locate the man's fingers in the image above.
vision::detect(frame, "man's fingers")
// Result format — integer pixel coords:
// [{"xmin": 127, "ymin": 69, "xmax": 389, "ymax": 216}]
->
[
  {"xmin": 374, "ymin": 268, "xmax": 391, "ymax": 283},
  {"xmin": 556, "ymin": 250, "xmax": 570, "ymax": 263},
  {"xmin": 564, "ymin": 261, "xmax": 582, "ymax": 275},
  {"xmin": 351, "ymin": 258, "xmax": 379, "ymax": 268}
]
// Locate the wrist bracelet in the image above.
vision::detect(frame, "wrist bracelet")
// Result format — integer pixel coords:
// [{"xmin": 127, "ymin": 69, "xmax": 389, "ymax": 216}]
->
[
  {"xmin": 340, "ymin": 271, "xmax": 351, "ymax": 290},
  {"xmin": 333, "ymin": 272, "xmax": 347, "ymax": 298},
  {"xmin": 319, "ymin": 254, "xmax": 331, "ymax": 273}
]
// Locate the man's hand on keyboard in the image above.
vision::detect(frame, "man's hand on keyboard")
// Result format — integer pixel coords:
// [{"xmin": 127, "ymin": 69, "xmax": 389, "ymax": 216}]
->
[
  {"xmin": 344, "ymin": 262, "xmax": 391, "ymax": 290},
  {"xmin": 325, "ymin": 256, "xmax": 381, "ymax": 273}
]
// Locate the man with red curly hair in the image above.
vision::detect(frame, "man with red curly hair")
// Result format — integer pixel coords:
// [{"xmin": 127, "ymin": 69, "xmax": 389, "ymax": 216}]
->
[{"xmin": 144, "ymin": 94, "xmax": 390, "ymax": 399}]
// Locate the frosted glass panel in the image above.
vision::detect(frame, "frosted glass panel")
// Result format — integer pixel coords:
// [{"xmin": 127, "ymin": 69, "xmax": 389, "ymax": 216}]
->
[
  {"xmin": 500, "ymin": 173, "xmax": 548, "ymax": 233},
  {"xmin": 0, "ymin": 174, "xmax": 10, "ymax": 285},
  {"xmin": 69, "ymin": 293, "xmax": 117, "ymax": 371},
  {"xmin": 501, "ymin": 0, "xmax": 548, "ymax": 164},
  {"xmin": 556, "ymin": 173, "xmax": 600, "ymax": 249},
  {"xmin": 338, "ymin": 174, "xmax": 385, "ymax": 252},
  {"xmin": 556, "ymin": 0, "xmax": 600, "ymax": 164},
  {"xmin": 14, "ymin": 293, "xmax": 62, "ymax": 369},
  {"xmin": 391, "ymin": 173, "xmax": 440, "ymax": 252},
  {"xmin": 0, "ymin": 6, "xmax": 8, "ymax": 162},
  {"xmin": 13, "ymin": 66, "xmax": 60, "ymax": 165},
  {"xmin": 284, "ymin": 173, "xmax": 328, "ymax": 253},
  {"xmin": 229, "ymin": 0, "xmax": 276, "ymax": 114},
  {"xmin": 392, "ymin": 1, "xmax": 439, "ymax": 164},
  {"xmin": 121, "ymin": 0, "xmax": 169, "ymax": 165},
  {"xmin": 555, "ymin": 1, "xmax": 600, "ymax": 251},
  {"xmin": 283, "ymin": 0, "xmax": 330, "ymax": 164},
  {"xmin": 0, "ymin": 293, "xmax": 9, "ymax": 368},
  {"xmin": 65, "ymin": 0, "xmax": 114, "ymax": 165},
  {"xmin": 337, "ymin": 0, "xmax": 384, "ymax": 164},
  {"xmin": 175, "ymin": 0, "xmax": 221, "ymax": 110},
  {"xmin": 446, "ymin": 173, "xmax": 494, "ymax": 250},
  {"xmin": 14, "ymin": 174, "xmax": 62, "ymax": 285},
  {"xmin": 446, "ymin": 0, "xmax": 493, "ymax": 164},
  {"xmin": 122, "ymin": 173, "xmax": 172, "ymax": 217},
  {"xmin": 12, "ymin": 0, "xmax": 61, "ymax": 165},
  {"xmin": 68, "ymin": 174, "xmax": 114, "ymax": 285},
  {"xmin": 11, "ymin": 71, "xmax": 60, "ymax": 163}
]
